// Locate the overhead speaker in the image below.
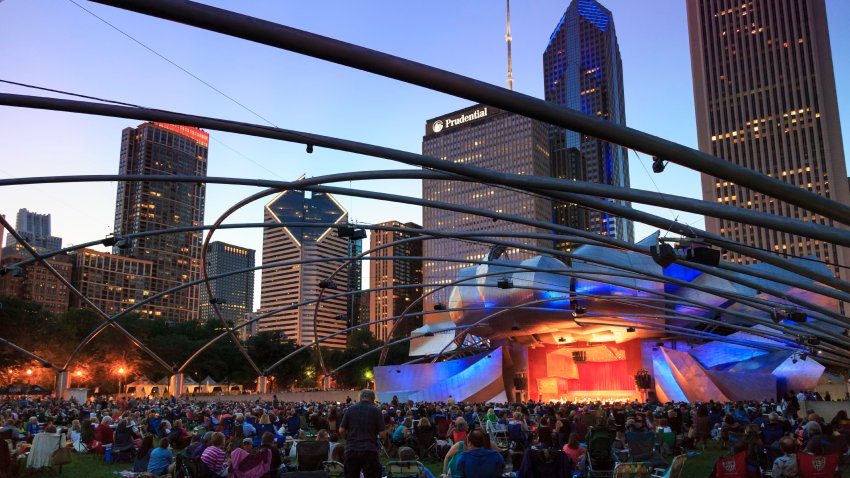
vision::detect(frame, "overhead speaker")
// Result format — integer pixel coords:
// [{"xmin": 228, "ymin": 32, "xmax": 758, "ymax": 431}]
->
[
  {"xmin": 650, "ymin": 243, "xmax": 677, "ymax": 268},
  {"xmin": 686, "ymin": 246, "xmax": 721, "ymax": 267}
]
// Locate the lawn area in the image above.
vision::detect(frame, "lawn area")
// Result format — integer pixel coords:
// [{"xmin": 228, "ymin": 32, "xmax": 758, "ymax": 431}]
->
[
  {"xmin": 6, "ymin": 449, "xmax": 734, "ymax": 478},
  {"xmin": 17, "ymin": 448, "xmax": 850, "ymax": 478}
]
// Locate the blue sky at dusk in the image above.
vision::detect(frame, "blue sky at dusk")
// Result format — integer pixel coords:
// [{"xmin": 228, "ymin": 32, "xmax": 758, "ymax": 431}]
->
[{"xmin": 1, "ymin": 0, "xmax": 849, "ymax": 310}]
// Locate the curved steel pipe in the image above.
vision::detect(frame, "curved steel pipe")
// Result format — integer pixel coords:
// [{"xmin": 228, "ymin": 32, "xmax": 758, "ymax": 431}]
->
[{"xmin": 86, "ymin": 0, "xmax": 850, "ymax": 227}]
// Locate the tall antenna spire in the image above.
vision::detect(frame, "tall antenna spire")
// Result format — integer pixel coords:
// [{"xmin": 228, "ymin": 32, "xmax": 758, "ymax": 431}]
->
[{"xmin": 505, "ymin": 0, "xmax": 514, "ymax": 90}]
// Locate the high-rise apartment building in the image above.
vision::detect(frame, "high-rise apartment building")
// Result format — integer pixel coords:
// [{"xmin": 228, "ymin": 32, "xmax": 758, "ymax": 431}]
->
[
  {"xmin": 347, "ymin": 238, "xmax": 365, "ymax": 328},
  {"xmin": 687, "ymin": 0, "xmax": 849, "ymax": 277},
  {"xmin": 3, "ymin": 208, "xmax": 63, "ymax": 256},
  {"xmin": 259, "ymin": 188, "xmax": 350, "ymax": 349},
  {"xmin": 113, "ymin": 122, "xmax": 209, "ymax": 321},
  {"xmin": 544, "ymin": 0, "xmax": 633, "ymax": 247},
  {"xmin": 422, "ymin": 105, "xmax": 551, "ymax": 311},
  {"xmin": 71, "ymin": 248, "xmax": 155, "ymax": 317},
  {"xmin": 0, "ymin": 252, "xmax": 72, "ymax": 315},
  {"xmin": 198, "ymin": 242, "xmax": 255, "ymax": 324},
  {"xmin": 369, "ymin": 221, "xmax": 423, "ymax": 342}
]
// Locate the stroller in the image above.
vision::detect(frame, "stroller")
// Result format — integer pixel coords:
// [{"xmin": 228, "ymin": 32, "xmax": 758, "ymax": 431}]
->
[{"xmin": 586, "ymin": 426, "xmax": 616, "ymax": 478}]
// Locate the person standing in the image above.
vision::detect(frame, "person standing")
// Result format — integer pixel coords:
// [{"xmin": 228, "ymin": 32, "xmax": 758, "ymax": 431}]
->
[{"xmin": 339, "ymin": 389, "xmax": 386, "ymax": 478}]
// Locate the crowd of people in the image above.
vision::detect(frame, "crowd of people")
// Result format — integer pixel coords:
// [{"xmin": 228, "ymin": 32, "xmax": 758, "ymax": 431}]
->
[{"xmin": 0, "ymin": 388, "xmax": 847, "ymax": 478}]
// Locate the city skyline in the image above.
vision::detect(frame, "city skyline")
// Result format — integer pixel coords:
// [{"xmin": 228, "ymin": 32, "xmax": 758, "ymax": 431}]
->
[{"xmin": 2, "ymin": 1, "xmax": 850, "ymax": 313}]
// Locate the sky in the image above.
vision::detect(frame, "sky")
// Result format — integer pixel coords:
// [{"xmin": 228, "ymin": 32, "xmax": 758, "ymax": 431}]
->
[{"xmin": 1, "ymin": 0, "xmax": 850, "ymax": 312}]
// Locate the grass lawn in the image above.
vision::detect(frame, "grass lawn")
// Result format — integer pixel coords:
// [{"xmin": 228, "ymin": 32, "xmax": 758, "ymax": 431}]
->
[{"xmin": 17, "ymin": 448, "xmax": 849, "ymax": 478}]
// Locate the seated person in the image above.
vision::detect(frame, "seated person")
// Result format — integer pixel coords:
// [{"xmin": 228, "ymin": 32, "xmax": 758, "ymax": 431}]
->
[
  {"xmin": 771, "ymin": 437, "xmax": 799, "ymax": 478},
  {"xmin": 562, "ymin": 432, "xmax": 586, "ymax": 467},
  {"xmin": 456, "ymin": 430, "xmax": 505, "ymax": 478},
  {"xmin": 230, "ymin": 437, "xmax": 271, "ymax": 478},
  {"xmin": 147, "ymin": 437, "xmax": 174, "ymax": 477},
  {"xmin": 393, "ymin": 417, "xmax": 413, "ymax": 446}
]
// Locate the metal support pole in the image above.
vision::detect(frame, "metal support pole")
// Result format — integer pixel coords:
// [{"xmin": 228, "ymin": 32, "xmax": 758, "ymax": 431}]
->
[{"xmin": 88, "ymin": 0, "xmax": 850, "ymax": 227}]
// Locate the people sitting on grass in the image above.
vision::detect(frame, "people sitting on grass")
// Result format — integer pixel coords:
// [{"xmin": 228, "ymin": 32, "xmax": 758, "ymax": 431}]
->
[
  {"xmin": 230, "ymin": 436, "xmax": 272, "ymax": 478},
  {"xmin": 147, "ymin": 436, "xmax": 174, "ymax": 477},
  {"xmin": 133, "ymin": 435, "xmax": 155, "ymax": 473},
  {"xmin": 455, "ymin": 429, "xmax": 504, "ymax": 478},
  {"xmin": 200, "ymin": 432, "xmax": 228, "ymax": 477}
]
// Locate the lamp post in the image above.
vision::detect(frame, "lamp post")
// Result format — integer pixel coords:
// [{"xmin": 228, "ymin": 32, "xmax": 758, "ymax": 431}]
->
[
  {"xmin": 73, "ymin": 370, "xmax": 82, "ymax": 388},
  {"xmin": 117, "ymin": 367, "xmax": 125, "ymax": 397},
  {"xmin": 26, "ymin": 368, "xmax": 32, "ymax": 393}
]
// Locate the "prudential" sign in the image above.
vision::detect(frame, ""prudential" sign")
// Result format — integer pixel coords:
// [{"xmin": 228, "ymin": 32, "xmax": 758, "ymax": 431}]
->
[{"xmin": 431, "ymin": 107, "xmax": 489, "ymax": 133}]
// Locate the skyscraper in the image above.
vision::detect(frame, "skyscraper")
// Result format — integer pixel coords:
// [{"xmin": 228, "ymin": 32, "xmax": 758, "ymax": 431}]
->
[
  {"xmin": 687, "ymin": 0, "xmax": 850, "ymax": 277},
  {"xmin": 259, "ymin": 188, "xmax": 349, "ymax": 349},
  {"xmin": 369, "ymin": 221, "xmax": 423, "ymax": 342},
  {"xmin": 198, "ymin": 242, "xmax": 255, "ymax": 324},
  {"xmin": 3, "ymin": 208, "xmax": 62, "ymax": 256},
  {"xmin": 422, "ymin": 105, "xmax": 552, "ymax": 311},
  {"xmin": 347, "ymin": 237, "xmax": 364, "ymax": 328},
  {"xmin": 544, "ymin": 0, "xmax": 633, "ymax": 247},
  {"xmin": 113, "ymin": 122, "xmax": 209, "ymax": 321},
  {"xmin": 71, "ymin": 248, "xmax": 154, "ymax": 317},
  {"xmin": 0, "ymin": 252, "xmax": 72, "ymax": 315}
]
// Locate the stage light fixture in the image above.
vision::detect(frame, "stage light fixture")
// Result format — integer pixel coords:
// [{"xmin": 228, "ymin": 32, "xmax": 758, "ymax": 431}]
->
[
  {"xmin": 102, "ymin": 235, "xmax": 119, "ymax": 247},
  {"xmin": 626, "ymin": 327, "xmax": 636, "ymax": 333},
  {"xmin": 770, "ymin": 309, "xmax": 782, "ymax": 323},
  {"xmin": 318, "ymin": 279, "xmax": 337, "ymax": 289},
  {"xmin": 792, "ymin": 357, "xmax": 798, "ymax": 364},
  {"xmin": 434, "ymin": 303, "xmax": 446, "ymax": 311},
  {"xmin": 571, "ymin": 306, "xmax": 586, "ymax": 318},
  {"xmin": 650, "ymin": 243, "xmax": 677, "ymax": 268},
  {"xmin": 209, "ymin": 298, "xmax": 227, "ymax": 305},
  {"xmin": 497, "ymin": 278, "xmax": 513, "ymax": 289},
  {"xmin": 511, "ymin": 324, "xmax": 520, "ymax": 331},
  {"xmin": 786, "ymin": 310, "xmax": 807, "ymax": 322},
  {"xmin": 685, "ymin": 246, "xmax": 721, "ymax": 267},
  {"xmin": 800, "ymin": 353, "xmax": 808, "ymax": 361},
  {"xmin": 423, "ymin": 331, "xmax": 435, "ymax": 337},
  {"xmin": 306, "ymin": 144, "xmax": 314, "ymax": 154},
  {"xmin": 652, "ymin": 156, "xmax": 667, "ymax": 173},
  {"xmin": 11, "ymin": 266, "xmax": 24, "ymax": 278},
  {"xmin": 337, "ymin": 225, "xmax": 367, "ymax": 240}
]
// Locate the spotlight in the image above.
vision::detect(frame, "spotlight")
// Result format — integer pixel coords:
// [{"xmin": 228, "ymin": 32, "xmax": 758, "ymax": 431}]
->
[
  {"xmin": 792, "ymin": 358, "xmax": 798, "ymax": 364},
  {"xmin": 650, "ymin": 242, "xmax": 677, "ymax": 268},
  {"xmin": 318, "ymin": 279, "xmax": 337, "ymax": 289},
  {"xmin": 652, "ymin": 156, "xmax": 667, "ymax": 173},
  {"xmin": 685, "ymin": 246, "xmax": 721, "ymax": 267},
  {"xmin": 511, "ymin": 324, "xmax": 521, "ymax": 331},
  {"xmin": 102, "ymin": 236, "xmax": 119, "ymax": 247},
  {"xmin": 209, "ymin": 298, "xmax": 227, "ymax": 305},
  {"xmin": 337, "ymin": 226, "xmax": 368, "ymax": 240},
  {"xmin": 423, "ymin": 331, "xmax": 435, "ymax": 337},
  {"xmin": 770, "ymin": 309, "xmax": 782, "ymax": 323},
  {"xmin": 497, "ymin": 278, "xmax": 513, "ymax": 289},
  {"xmin": 786, "ymin": 310, "xmax": 807, "ymax": 322},
  {"xmin": 800, "ymin": 353, "xmax": 808, "ymax": 361},
  {"xmin": 434, "ymin": 303, "xmax": 446, "ymax": 311},
  {"xmin": 571, "ymin": 306, "xmax": 586, "ymax": 318},
  {"xmin": 626, "ymin": 327, "xmax": 636, "ymax": 333},
  {"xmin": 11, "ymin": 266, "xmax": 24, "ymax": 278},
  {"xmin": 0, "ymin": 268, "xmax": 8, "ymax": 277},
  {"xmin": 306, "ymin": 144, "xmax": 314, "ymax": 154},
  {"xmin": 656, "ymin": 342, "xmax": 664, "ymax": 347}
]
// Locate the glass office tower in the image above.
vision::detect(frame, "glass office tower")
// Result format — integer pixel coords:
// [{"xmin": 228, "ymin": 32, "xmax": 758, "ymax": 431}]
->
[
  {"xmin": 259, "ymin": 188, "xmax": 350, "ymax": 349},
  {"xmin": 544, "ymin": 0, "xmax": 633, "ymax": 248},
  {"xmin": 422, "ymin": 105, "xmax": 552, "ymax": 313}
]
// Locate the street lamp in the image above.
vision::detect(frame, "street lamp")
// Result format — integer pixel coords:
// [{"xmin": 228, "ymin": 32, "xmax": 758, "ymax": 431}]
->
[
  {"xmin": 26, "ymin": 369, "xmax": 33, "ymax": 393},
  {"xmin": 117, "ymin": 367, "xmax": 126, "ymax": 397}
]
